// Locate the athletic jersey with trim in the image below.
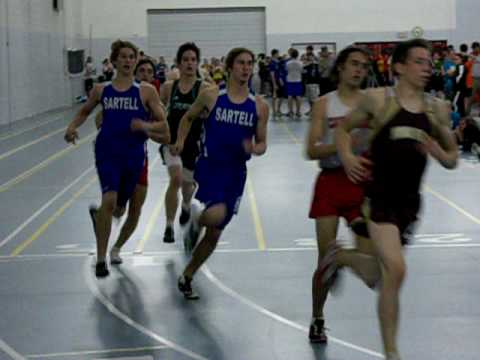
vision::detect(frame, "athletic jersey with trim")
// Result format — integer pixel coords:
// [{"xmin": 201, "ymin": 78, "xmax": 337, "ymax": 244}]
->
[
  {"xmin": 167, "ymin": 79, "xmax": 203, "ymax": 146},
  {"xmin": 199, "ymin": 88, "xmax": 258, "ymax": 164},
  {"xmin": 320, "ymin": 90, "xmax": 370, "ymax": 169},
  {"xmin": 97, "ymin": 81, "xmax": 149, "ymax": 159},
  {"xmin": 368, "ymin": 93, "xmax": 433, "ymax": 197}
]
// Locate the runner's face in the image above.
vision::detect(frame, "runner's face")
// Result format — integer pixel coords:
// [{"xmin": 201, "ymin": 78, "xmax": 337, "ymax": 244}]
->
[
  {"xmin": 179, "ymin": 50, "xmax": 198, "ymax": 76},
  {"xmin": 341, "ymin": 52, "xmax": 369, "ymax": 88},
  {"xmin": 115, "ymin": 48, "xmax": 137, "ymax": 76},
  {"xmin": 230, "ymin": 52, "xmax": 254, "ymax": 84},
  {"xmin": 399, "ymin": 47, "xmax": 432, "ymax": 89},
  {"xmin": 136, "ymin": 63, "xmax": 154, "ymax": 83}
]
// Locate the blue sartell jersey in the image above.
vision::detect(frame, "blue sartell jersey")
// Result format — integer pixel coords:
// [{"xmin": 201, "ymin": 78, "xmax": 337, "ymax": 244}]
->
[
  {"xmin": 96, "ymin": 81, "xmax": 149, "ymax": 160},
  {"xmin": 199, "ymin": 87, "xmax": 258, "ymax": 164}
]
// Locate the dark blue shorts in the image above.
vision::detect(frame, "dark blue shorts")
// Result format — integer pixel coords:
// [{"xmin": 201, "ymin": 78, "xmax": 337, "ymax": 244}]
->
[
  {"xmin": 194, "ymin": 158, "xmax": 247, "ymax": 229},
  {"xmin": 286, "ymin": 82, "xmax": 303, "ymax": 97},
  {"xmin": 95, "ymin": 155, "xmax": 144, "ymax": 205}
]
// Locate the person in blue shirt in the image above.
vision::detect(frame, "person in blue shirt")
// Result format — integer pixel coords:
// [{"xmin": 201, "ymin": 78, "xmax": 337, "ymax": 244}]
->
[
  {"xmin": 64, "ymin": 40, "xmax": 169, "ymax": 277},
  {"xmin": 171, "ymin": 47, "xmax": 269, "ymax": 299}
]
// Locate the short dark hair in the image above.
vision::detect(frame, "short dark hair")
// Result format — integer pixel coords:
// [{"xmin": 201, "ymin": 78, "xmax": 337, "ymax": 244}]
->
[
  {"xmin": 271, "ymin": 49, "xmax": 279, "ymax": 57},
  {"xmin": 176, "ymin": 42, "xmax": 200, "ymax": 64},
  {"xmin": 225, "ymin": 47, "xmax": 255, "ymax": 73},
  {"xmin": 472, "ymin": 42, "xmax": 480, "ymax": 49},
  {"xmin": 460, "ymin": 43, "xmax": 468, "ymax": 53},
  {"xmin": 330, "ymin": 46, "xmax": 370, "ymax": 84},
  {"xmin": 134, "ymin": 58, "xmax": 155, "ymax": 75},
  {"xmin": 306, "ymin": 45, "xmax": 314, "ymax": 51},
  {"xmin": 290, "ymin": 48, "xmax": 299, "ymax": 59},
  {"xmin": 391, "ymin": 38, "xmax": 432, "ymax": 75}
]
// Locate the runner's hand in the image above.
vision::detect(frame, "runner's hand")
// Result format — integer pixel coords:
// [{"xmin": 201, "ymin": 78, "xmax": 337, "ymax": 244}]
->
[
  {"xmin": 343, "ymin": 155, "xmax": 373, "ymax": 183},
  {"xmin": 170, "ymin": 141, "xmax": 184, "ymax": 156},
  {"xmin": 64, "ymin": 127, "xmax": 79, "ymax": 144}
]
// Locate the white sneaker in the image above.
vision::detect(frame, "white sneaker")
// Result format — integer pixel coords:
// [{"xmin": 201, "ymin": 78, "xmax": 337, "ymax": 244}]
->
[{"xmin": 110, "ymin": 247, "xmax": 123, "ymax": 265}]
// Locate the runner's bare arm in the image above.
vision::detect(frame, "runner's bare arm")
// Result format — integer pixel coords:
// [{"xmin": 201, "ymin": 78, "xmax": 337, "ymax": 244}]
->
[
  {"xmin": 306, "ymin": 96, "xmax": 336, "ymax": 159},
  {"xmin": 172, "ymin": 86, "xmax": 217, "ymax": 154},
  {"xmin": 245, "ymin": 96, "xmax": 269, "ymax": 156},
  {"xmin": 65, "ymin": 83, "xmax": 103, "ymax": 143}
]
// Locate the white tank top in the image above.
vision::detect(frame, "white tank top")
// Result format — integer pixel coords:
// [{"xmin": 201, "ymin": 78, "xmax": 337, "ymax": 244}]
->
[{"xmin": 319, "ymin": 90, "xmax": 371, "ymax": 169}]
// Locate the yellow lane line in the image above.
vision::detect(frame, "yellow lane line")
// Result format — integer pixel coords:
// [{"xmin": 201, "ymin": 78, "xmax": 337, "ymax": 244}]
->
[
  {"xmin": 246, "ymin": 175, "xmax": 266, "ymax": 250},
  {"xmin": 134, "ymin": 154, "xmax": 164, "ymax": 253},
  {"xmin": 0, "ymin": 131, "xmax": 96, "ymax": 193},
  {"xmin": 0, "ymin": 127, "xmax": 66, "ymax": 161},
  {"xmin": 10, "ymin": 177, "xmax": 97, "ymax": 256},
  {"xmin": 135, "ymin": 186, "xmax": 167, "ymax": 254}
]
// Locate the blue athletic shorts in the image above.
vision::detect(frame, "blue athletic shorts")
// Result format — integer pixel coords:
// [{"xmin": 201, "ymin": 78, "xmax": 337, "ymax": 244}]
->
[
  {"xmin": 95, "ymin": 155, "xmax": 144, "ymax": 204},
  {"xmin": 194, "ymin": 158, "xmax": 247, "ymax": 229}
]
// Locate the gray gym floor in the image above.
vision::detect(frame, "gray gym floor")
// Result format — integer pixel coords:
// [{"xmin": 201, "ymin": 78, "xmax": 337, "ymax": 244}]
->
[{"xmin": 0, "ymin": 105, "xmax": 479, "ymax": 360}]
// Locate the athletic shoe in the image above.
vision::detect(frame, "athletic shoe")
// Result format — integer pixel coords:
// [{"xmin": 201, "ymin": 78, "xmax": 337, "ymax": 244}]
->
[
  {"xmin": 88, "ymin": 205, "xmax": 98, "ymax": 234},
  {"xmin": 95, "ymin": 262, "xmax": 109, "ymax": 278},
  {"xmin": 178, "ymin": 275, "xmax": 199, "ymax": 300},
  {"xmin": 179, "ymin": 207, "xmax": 191, "ymax": 226},
  {"xmin": 110, "ymin": 247, "xmax": 123, "ymax": 265},
  {"xmin": 163, "ymin": 226, "xmax": 175, "ymax": 243},
  {"xmin": 309, "ymin": 318, "xmax": 328, "ymax": 343}
]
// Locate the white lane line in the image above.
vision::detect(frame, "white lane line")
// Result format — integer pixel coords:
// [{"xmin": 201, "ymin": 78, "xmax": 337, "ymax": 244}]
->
[
  {"xmin": 0, "ymin": 116, "xmax": 65, "ymax": 142},
  {"xmin": 0, "ymin": 338, "xmax": 25, "ymax": 360},
  {"xmin": 26, "ymin": 345, "xmax": 166, "ymax": 359},
  {"xmin": 2, "ymin": 242, "xmax": 480, "ymax": 262},
  {"xmin": 83, "ymin": 259, "xmax": 208, "ymax": 360},
  {"xmin": 202, "ymin": 266, "xmax": 384, "ymax": 359},
  {"xmin": 0, "ymin": 166, "xmax": 95, "ymax": 250},
  {"xmin": 0, "ymin": 127, "xmax": 66, "ymax": 161}
]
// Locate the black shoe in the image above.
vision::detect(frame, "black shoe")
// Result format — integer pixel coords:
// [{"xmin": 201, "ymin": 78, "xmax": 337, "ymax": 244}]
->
[
  {"xmin": 309, "ymin": 318, "xmax": 327, "ymax": 343},
  {"xmin": 178, "ymin": 275, "xmax": 199, "ymax": 300},
  {"xmin": 179, "ymin": 207, "xmax": 191, "ymax": 226},
  {"xmin": 88, "ymin": 205, "xmax": 98, "ymax": 234},
  {"xmin": 95, "ymin": 262, "xmax": 109, "ymax": 278},
  {"xmin": 163, "ymin": 226, "xmax": 175, "ymax": 243}
]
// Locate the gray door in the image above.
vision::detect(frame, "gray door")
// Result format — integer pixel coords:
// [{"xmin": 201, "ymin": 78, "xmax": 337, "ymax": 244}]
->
[{"xmin": 147, "ymin": 7, "xmax": 266, "ymax": 61}]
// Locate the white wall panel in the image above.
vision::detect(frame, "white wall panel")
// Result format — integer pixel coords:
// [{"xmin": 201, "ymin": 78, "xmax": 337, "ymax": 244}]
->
[
  {"xmin": 147, "ymin": 8, "xmax": 265, "ymax": 59},
  {"xmin": 5, "ymin": 0, "xmax": 71, "ymax": 123},
  {"xmin": 80, "ymin": 0, "xmax": 456, "ymax": 38}
]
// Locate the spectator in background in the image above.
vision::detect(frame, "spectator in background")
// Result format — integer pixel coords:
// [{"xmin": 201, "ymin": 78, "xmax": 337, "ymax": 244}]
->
[
  {"xmin": 270, "ymin": 49, "xmax": 286, "ymax": 118},
  {"xmin": 318, "ymin": 47, "xmax": 334, "ymax": 95},
  {"xmin": 156, "ymin": 56, "xmax": 167, "ymax": 84},
  {"xmin": 102, "ymin": 58, "xmax": 114, "ymax": 82},
  {"xmin": 84, "ymin": 56, "xmax": 96, "ymax": 96},
  {"xmin": 303, "ymin": 52, "xmax": 321, "ymax": 115},
  {"xmin": 468, "ymin": 42, "xmax": 480, "ymax": 114},
  {"xmin": 286, "ymin": 48, "xmax": 304, "ymax": 118}
]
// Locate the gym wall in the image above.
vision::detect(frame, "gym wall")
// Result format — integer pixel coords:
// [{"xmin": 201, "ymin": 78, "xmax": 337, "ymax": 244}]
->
[{"xmin": 80, "ymin": 0, "xmax": 464, "ymax": 62}]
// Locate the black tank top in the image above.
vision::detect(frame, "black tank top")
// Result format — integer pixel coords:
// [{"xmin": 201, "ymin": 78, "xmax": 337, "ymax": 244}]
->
[
  {"xmin": 368, "ymin": 107, "xmax": 432, "ymax": 198},
  {"xmin": 167, "ymin": 79, "xmax": 203, "ymax": 145}
]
